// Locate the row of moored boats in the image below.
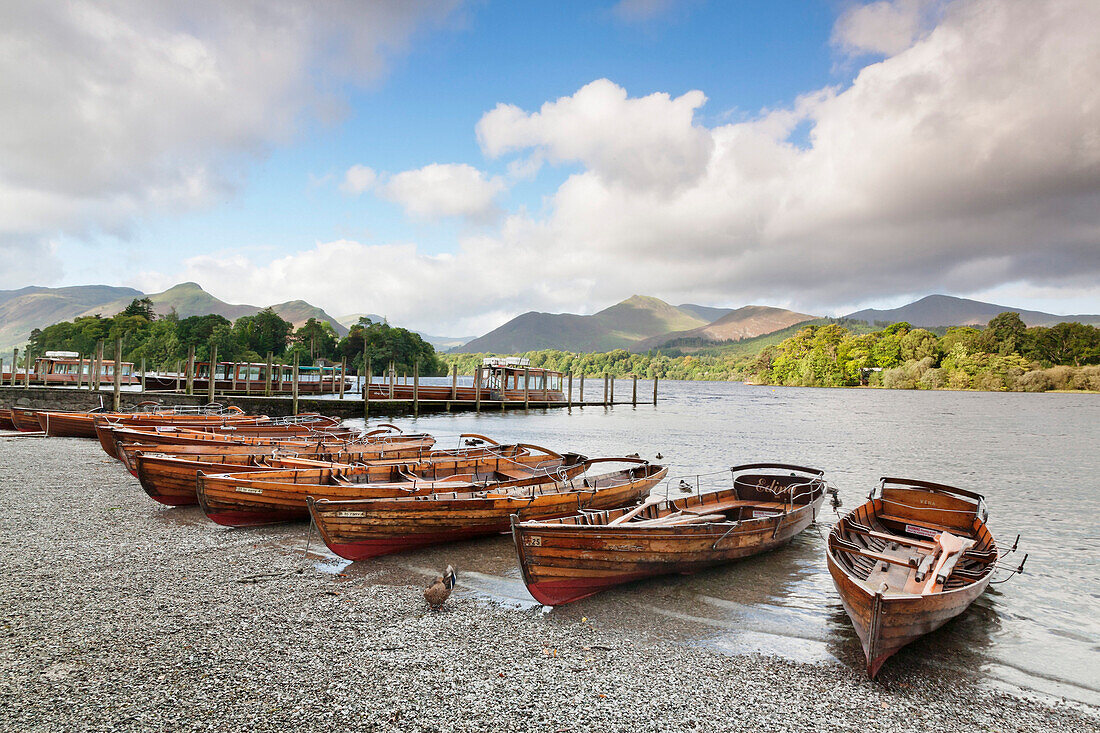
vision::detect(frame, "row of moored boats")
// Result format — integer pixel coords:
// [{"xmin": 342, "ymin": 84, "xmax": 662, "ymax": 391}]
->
[{"xmin": 0, "ymin": 402, "xmax": 1024, "ymax": 678}]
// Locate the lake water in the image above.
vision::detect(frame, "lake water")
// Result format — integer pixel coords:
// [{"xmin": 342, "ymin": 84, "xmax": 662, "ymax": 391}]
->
[{"xmin": 324, "ymin": 378, "xmax": 1100, "ymax": 705}]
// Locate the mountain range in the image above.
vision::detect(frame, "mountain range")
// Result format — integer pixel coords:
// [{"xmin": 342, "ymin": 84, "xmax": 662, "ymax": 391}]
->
[
  {"xmin": 453, "ymin": 295, "xmax": 721, "ymax": 353},
  {"xmin": 0, "ymin": 282, "xmax": 347, "ymax": 354},
  {"xmin": 843, "ymin": 294, "xmax": 1100, "ymax": 328},
  {"xmin": 453, "ymin": 293, "xmax": 1099, "ymax": 354},
  {"xmin": 3, "ymin": 282, "xmax": 1096, "ymax": 357}
]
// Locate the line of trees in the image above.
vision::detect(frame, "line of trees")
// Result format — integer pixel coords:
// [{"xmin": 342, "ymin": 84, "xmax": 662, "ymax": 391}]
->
[
  {"xmin": 25, "ymin": 298, "xmax": 445, "ymax": 375},
  {"xmin": 742, "ymin": 313, "xmax": 1100, "ymax": 391},
  {"xmin": 443, "ymin": 312, "xmax": 1100, "ymax": 392}
]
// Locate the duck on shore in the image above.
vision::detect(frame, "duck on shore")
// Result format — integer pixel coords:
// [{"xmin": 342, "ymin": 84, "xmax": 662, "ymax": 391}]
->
[{"xmin": 424, "ymin": 565, "xmax": 456, "ymax": 611}]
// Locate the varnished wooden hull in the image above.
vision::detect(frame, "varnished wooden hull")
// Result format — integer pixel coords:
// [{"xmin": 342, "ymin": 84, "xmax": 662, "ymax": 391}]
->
[
  {"xmin": 826, "ymin": 478, "xmax": 996, "ymax": 678},
  {"xmin": 0, "ymin": 408, "xmax": 14, "ymax": 431},
  {"xmin": 38, "ymin": 411, "xmax": 99, "ymax": 438},
  {"xmin": 514, "ymin": 489, "xmax": 825, "ymax": 606},
  {"xmin": 10, "ymin": 407, "xmax": 45, "ymax": 432},
  {"xmin": 310, "ymin": 463, "xmax": 668, "ymax": 561},
  {"xmin": 135, "ymin": 452, "xmax": 284, "ymax": 506},
  {"xmin": 196, "ymin": 452, "xmax": 588, "ymax": 527}
]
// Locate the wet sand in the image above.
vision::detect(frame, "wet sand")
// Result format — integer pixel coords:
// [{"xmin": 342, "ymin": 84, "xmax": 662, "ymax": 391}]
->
[{"xmin": 1, "ymin": 435, "xmax": 1095, "ymax": 732}]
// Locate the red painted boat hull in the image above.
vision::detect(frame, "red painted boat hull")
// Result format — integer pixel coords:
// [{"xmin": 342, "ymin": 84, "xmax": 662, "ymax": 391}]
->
[
  {"xmin": 327, "ymin": 529, "xmax": 494, "ymax": 561},
  {"xmin": 524, "ymin": 572, "xmax": 656, "ymax": 606}
]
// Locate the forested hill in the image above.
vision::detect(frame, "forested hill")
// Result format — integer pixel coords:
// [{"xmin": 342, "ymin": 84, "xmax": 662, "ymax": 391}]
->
[
  {"xmin": 454, "ymin": 296, "xmax": 710, "ymax": 353},
  {"xmin": 0, "ymin": 282, "xmax": 346, "ymax": 353}
]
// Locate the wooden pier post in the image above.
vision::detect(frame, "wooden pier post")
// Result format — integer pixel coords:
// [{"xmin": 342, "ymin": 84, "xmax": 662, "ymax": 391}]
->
[
  {"xmin": 207, "ymin": 344, "xmax": 218, "ymax": 403},
  {"xmin": 75, "ymin": 354, "xmax": 84, "ymax": 389},
  {"xmin": 451, "ymin": 363, "xmax": 458, "ymax": 400},
  {"xmin": 292, "ymin": 353, "xmax": 299, "ymax": 415},
  {"xmin": 264, "ymin": 353, "xmax": 273, "ymax": 396},
  {"xmin": 9, "ymin": 349, "xmax": 15, "ymax": 387},
  {"xmin": 245, "ymin": 362, "xmax": 251, "ymax": 396},
  {"xmin": 524, "ymin": 367, "xmax": 530, "ymax": 409},
  {"xmin": 174, "ymin": 360, "xmax": 181, "ymax": 392},
  {"xmin": 653, "ymin": 375, "xmax": 658, "ymax": 405},
  {"xmin": 112, "ymin": 337, "xmax": 123, "ymax": 409},
  {"xmin": 474, "ymin": 366, "xmax": 482, "ymax": 412},
  {"xmin": 388, "ymin": 361, "xmax": 395, "ymax": 399},
  {"xmin": 185, "ymin": 346, "xmax": 195, "ymax": 396},
  {"xmin": 610, "ymin": 374, "xmax": 615, "ymax": 404},
  {"xmin": 579, "ymin": 372, "xmax": 585, "ymax": 403},
  {"xmin": 339, "ymin": 357, "xmax": 347, "ymax": 399},
  {"xmin": 413, "ymin": 359, "xmax": 419, "ymax": 417},
  {"xmin": 24, "ymin": 349, "xmax": 32, "ymax": 388},
  {"xmin": 567, "ymin": 372, "xmax": 573, "ymax": 408},
  {"xmin": 632, "ymin": 374, "xmax": 637, "ymax": 406},
  {"xmin": 141, "ymin": 358, "xmax": 147, "ymax": 394},
  {"xmin": 94, "ymin": 342, "xmax": 103, "ymax": 392},
  {"xmin": 603, "ymin": 372, "xmax": 609, "ymax": 406},
  {"xmin": 363, "ymin": 357, "xmax": 371, "ymax": 420}
]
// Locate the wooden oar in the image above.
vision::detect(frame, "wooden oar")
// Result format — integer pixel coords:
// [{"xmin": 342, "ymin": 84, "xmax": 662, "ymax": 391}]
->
[{"xmin": 608, "ymin": 494, "xmax": 662, "ymax": 525}]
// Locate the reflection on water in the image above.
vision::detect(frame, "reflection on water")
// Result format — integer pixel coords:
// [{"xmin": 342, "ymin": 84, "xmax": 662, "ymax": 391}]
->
[{"xmin": 156, "ymin": 380, "xmax": 1100, "ymax": 705}]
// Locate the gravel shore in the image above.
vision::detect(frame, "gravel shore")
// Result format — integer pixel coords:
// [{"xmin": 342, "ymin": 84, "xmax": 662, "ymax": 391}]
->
[{"xmin": 0, "ymin": 436, "xmax": 1094, "ymax": 732}]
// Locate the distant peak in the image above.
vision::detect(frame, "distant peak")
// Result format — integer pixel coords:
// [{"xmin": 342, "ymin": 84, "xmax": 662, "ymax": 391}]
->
[
  {"xmin": 164, "ymin": 281, "xmax": 205, "ymax": 292},
  {"xmin": 619, "ymin": 294, "xmax": 669, "ymax": 308}
]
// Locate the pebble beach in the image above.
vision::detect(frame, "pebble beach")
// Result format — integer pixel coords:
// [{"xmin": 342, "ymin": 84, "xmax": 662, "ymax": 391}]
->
[{"xmin": 1, "ymin": 435, "xmax": 1095, "ymax": 732}]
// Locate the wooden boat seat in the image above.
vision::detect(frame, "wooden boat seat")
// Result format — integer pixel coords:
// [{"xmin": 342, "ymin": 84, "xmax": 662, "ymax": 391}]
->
[
  {"xmin": 681, "ymin": 499, "xmax": 788, "ymax": 516},
  {"xmin": 494, "ymin": 466, "xmax": 532, "ymax": 480}
]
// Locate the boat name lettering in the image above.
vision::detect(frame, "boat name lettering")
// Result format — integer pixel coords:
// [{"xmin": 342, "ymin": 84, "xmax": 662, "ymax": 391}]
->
[
  {"xmin": 235, "ymin": 486, "xmax": 263, "ymax": 495},
  {"xmin": 607, "ymin": 543, "xmax": 645, "ymax": 551},
  {"xmin": 752, "ymin": 510, "xmax": 780, "ymax": 518},
  {"xmin": 905, "ymin": 524, "xmax": 939, "ymax": 539},
  {"xmin": 335, "ymin": 511, "xmax": 366, "ymax": 518}
]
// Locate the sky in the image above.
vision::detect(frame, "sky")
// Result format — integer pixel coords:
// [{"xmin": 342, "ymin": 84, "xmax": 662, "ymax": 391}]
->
[{"xmin": 1, "ymin": 0, "xmax": 1098, "ymax": 336}]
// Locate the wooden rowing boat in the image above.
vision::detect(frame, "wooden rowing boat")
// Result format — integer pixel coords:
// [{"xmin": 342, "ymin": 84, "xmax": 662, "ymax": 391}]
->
[
  {"xmin": 512, "ymin": 463, "xmax": 827, "ymax": 606},
  {"xmin": 0, "ymin": 408, "xmax": 14, "ymax": 431},
  {"xmin": 826, "ymin": 477, "xmax": 999, "ymax": 678},
  {"xmin": 36, "ymin": 400, "xmax": 166, "ymax": 438},
  {"xmin": 308, "ymin": 459, "xmax": 668, "ymax": 561},
  {"xmin": 196, "ymin": 445, "xmax": 588, "ymax": 526},
  {"xmin": 133, "ymin": 441, "xmax": 523, "ymax": 506},
  {"xmin": 111, "ymin": 428, "xmax": 437, "ymax": 473}
]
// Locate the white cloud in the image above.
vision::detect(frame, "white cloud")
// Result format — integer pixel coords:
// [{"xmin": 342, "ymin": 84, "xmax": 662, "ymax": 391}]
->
[
  {"xmin": 378, "ymin": 163, "xmax": 506, "ymax": 221},
  {"xmin": 0, "ymin": 1, "xmax": 460, "ymax": 284},
  {"xmin": 833, "ymin": 0, "xmax": 941, "ymax": 56},
  {"xmin": 340, "ymin": 165, "xmax": 378, "ymax": 195},
  {"xmin": 477, "ymin": 79, "xmax": 713, "ymax": 193}
]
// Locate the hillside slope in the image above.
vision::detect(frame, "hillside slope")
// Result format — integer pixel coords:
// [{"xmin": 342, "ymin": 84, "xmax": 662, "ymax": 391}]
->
[
  {"xmin": 1, "ymin": 282, "xmax": 349, "ymax": 352},
  {"xmin": 845, "ymin": 294, "xmax": 1100, "ymax": 328},
  {"xmin": 634, "ymin": 305, "xmax": 816, "ymax": 352},
  {"xmin": 0, "ymin": 285, "xmax": 142, "ymax": 354},
  {"xmin": 454, "ymin": 295, "xmax": 709, "ymax": 353}
]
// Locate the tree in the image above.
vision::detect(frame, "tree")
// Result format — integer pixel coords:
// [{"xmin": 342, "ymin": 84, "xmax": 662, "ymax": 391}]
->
[
  {"xmin": 293, "ymin": 318, "xmax": 339, "ymax": 363},
  {"xmin": 176, "ymin": 314, "xmax": 231, "ymax": 359},
  {"xmin": 121, "ymin": 297, "xmax": 157, "ymax": 320},
  {"xmin": 978, "ymin": 312, "xmax": 1027, "ymax": 355},
  {"xmin": 1024, "ymin": 322, "xmax": 1100, "ymax": 366},
  {"xmin": 233, "ymin": 308, "xmax": 293, "ymax": 357}
]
